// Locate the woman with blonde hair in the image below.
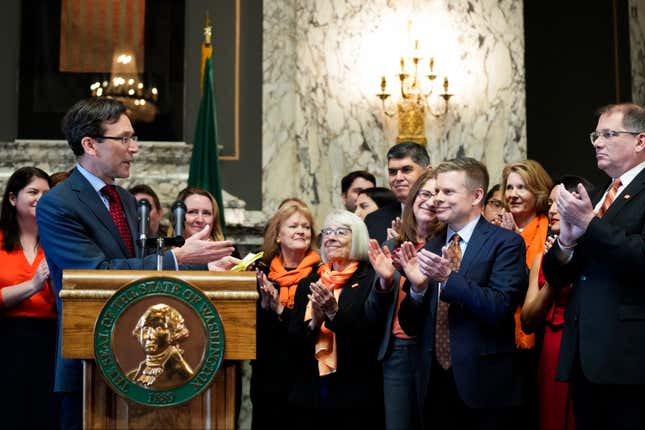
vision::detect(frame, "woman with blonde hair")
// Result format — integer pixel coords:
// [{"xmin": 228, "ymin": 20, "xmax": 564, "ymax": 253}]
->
[
  {"xmin": 500, "ymin": 159, "xmax": 553, "ymax": 427},
  {"xmin": 500, "ymin": 159, "xmax": 553, "ymax": 349},
  {"xmin": 251, "ymin": 203, "xmax": 321, "ymax": 429},
  {"xmin": 171, "ymin": 186, "xmax": 225, "ymax": 241}
]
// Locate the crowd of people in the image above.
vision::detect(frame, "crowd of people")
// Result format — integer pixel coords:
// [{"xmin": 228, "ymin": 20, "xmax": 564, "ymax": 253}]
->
[{"xmin": 0, "ymin": 97, "xmax": 643, "ymax": 430}]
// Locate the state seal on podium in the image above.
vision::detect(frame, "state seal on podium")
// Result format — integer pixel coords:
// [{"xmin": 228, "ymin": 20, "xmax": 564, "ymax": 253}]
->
[{"xmin": 93, "ymin": 277, "xmax": 225, "ymax": 406}]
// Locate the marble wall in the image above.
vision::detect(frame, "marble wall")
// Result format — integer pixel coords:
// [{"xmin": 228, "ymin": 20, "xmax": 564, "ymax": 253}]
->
[
  {"xmin": 262, "ymin": 0, "xmax": 526, "ymax": 223},
  {"xmin": 631, "ymin": 0, "xmax": 645, "ymax": 105}
]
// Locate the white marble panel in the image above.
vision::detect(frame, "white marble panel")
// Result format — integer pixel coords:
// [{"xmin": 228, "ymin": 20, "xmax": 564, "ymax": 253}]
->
[
  {"xmin": 630, "ymin": 0, "xmax": 645, "ymax": 105},
  {"xmin": 263, "ymin": 0, "xmax": 527, "ymax": 223}
]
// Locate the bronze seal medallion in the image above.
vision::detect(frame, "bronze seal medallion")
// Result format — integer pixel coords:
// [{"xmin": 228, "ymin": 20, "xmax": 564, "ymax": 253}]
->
[{"xmin": 94, "ymin": 277, "xmax": 224, "ymax": 406}]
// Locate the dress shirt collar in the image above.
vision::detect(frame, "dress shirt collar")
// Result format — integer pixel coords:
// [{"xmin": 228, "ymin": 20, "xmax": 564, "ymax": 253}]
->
[
  {"xmin": 616, "ymin": 161, "xmax": 645, "ymax": 189},
  {"xmin": 76, "ymin": 163, "xmax": 114, "ymax": 192},
  {"xmin": 445, "ymin": 214, "xmax": 480, "ymax": 247}
]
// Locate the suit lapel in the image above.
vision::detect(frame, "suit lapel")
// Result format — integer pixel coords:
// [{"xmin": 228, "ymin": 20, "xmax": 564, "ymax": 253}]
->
[
  {"xmin": 591, "ymin": 179, "xmax": 610, "ymax": 206},
  {"xmin": 424, "ymin": 230, "xmax": 445, "ymax": 255},
  {"xmin": 69, "ymin": 169, "xmax": 131, "ymax": 257},
  {"xmin": 601, "ymin": 168, "xmax": 645, "ymax": 221},
  {"xmin": 459, "ymin": 217, "xmax": 491, "ymax": 274},
  {"xmin": 338, "ymin": 262, "xmax": 370, "ymax": 304},
  {"xmin": 423, "ymin": 231, "xmax": 445, "ymax": 315}
]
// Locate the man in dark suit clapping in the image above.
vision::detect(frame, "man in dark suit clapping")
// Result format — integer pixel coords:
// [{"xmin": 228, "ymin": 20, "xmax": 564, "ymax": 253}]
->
[
  {"xmin": 542, "ymin": 103, "xmax": 645, "ymax": 429},
  {"xmin": 398, "ymin": 158, "xmax": 527, "ymax": 429}
]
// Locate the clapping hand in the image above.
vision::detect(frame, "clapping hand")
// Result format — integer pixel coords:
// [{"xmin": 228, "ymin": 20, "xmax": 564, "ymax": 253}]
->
[
  {"xmin": 256, "ymin": 270, "xmax": 284, "ymax": 314},
  {"xmin": 500, "ymin": 212, "xmax": 520, "ymax": 233},
  {"xmin": 309, "ymin": 282, "xmax": 338, "ymax": 320},
  {"xmin": 399, "ymin": 242, "xmax": 428, "ymax": 293},
  {"xmin": 386, "ymin": 217, "xmax": 402, "ymax": 241},
  {"xmin": 368, "ymin": 239, "xmax": 395, "ymax": 290},
  {"xmin": 417, "ymin": 247, "xmax": 452, "ymax": 283},
  {"xmin": 556, "ymin": 184, "xmax": 594, "ymax": 245},
  {"xmin": 544, "ymin": 235, "xmax": 557, "ymax": 253},
  {"xmin": 32, "ymin": 260, "xmax": 50, "ymax": 291}
]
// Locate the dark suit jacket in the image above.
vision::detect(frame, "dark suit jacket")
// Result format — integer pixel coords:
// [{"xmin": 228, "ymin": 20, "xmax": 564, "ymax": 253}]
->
[
  {"xmin": 287, "ymin": 261, "xmax": 382, "ymax": 410},
  {"xmin": 398, "ymin": 217, "xmax": 528, "ymax": 410},
  {"xmin": 364, "ymin": 239, "xmax": 406, "ymax": 361},
  {"xmin": 36, "ymin": 167, "xmax": 179, "ymax": 392},
  {"xmin": 542, "ymin": 167, "xmax": 645, "ymax": 385},
  {"xmin": 364, "ymin": 201, "xmax": 402, "ymax": 245}
]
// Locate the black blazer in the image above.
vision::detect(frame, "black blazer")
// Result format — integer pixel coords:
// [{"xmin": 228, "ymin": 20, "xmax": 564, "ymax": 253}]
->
[
  {"xmin": 287, "ymin": 261, "xmax": 382, "ymax": 409},
  {"xmin": 364, "ymin": 201, "xmax": 402, "ymax": 245},
  {"xmin": 542, "ymin": 167, "xmax": 645, "ymax": 385},
  {"xmin": 398, "ymin": 217, "xmax": 528, "ymax": 410},
  {"xmin": 364, "ymin": 239, "xmax": 406, "ymax": 361},
  {"xmin": 251, "ymin": 261, "xmax": 320, "ymax": 400}
]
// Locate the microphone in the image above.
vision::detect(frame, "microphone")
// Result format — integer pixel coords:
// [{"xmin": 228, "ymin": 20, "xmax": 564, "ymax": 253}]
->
[
  {"xmin": 137, "ymin": 198, "xmax": 151, "ymax": 244},
  {"xmin": 171, "ymin": 201, "xmax": 187, "ymax": 247}
]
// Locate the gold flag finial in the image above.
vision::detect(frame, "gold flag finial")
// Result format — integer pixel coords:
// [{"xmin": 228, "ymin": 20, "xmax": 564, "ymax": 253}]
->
[{"xmin": 204, "ymin": 11, "xmax": 212, "ymax": 45}]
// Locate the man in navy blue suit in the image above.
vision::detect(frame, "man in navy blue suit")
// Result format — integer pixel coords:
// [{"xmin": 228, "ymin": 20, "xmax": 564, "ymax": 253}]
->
[
  {"xmin": 37, "ymin": 98, "xmax": 236, "ymax": 429},
  {"xmin": 398, "ymin": 158, "xmax": 527, "ymax": 429},
  {"xmin": 543, "ymin": 103, "xmax": 645, "ymax": 428}
]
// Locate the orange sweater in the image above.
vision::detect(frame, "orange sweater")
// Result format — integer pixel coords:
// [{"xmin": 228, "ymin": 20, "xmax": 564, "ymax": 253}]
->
[
  {"xmin": 515, "ymin": 214, "xmax": 549, "ymax": 349},
  {"xmin": 0, "ymin": 233, "xmax": 57, "ymax": 319}
]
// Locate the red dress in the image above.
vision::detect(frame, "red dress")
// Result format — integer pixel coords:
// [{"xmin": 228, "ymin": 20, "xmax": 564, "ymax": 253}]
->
[{"xmin": 537, "ymin": 261, "xmax": 575, "ymax": 430}]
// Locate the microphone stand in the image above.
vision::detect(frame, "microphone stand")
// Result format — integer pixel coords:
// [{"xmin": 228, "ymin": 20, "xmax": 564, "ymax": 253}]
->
[
  {"xmin": 156, "ymin": 236, "xmax": 165, "ymax": 271},
  {"xmin": 138, "ymin": 236, "xmax": 186, "ymax": 271}
]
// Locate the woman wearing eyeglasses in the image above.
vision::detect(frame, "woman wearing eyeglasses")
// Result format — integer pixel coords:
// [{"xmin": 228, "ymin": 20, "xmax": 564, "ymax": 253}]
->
[
  {"xmin": 288, "ymin": 210, "xmax": 382, "ymax": 429},
  {"xmin": 482, "ymin": 184, "xmax": 507, "ymax": 225},
  {"xmin": 364, "ymin": 169, "xmax": 442, "ymax": 430},
  {"xmin": 251, "ymin": 202, "xmax": 320, "ymax": 430}
]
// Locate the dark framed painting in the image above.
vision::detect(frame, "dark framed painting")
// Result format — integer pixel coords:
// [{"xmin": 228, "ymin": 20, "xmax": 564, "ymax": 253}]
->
[{"xmin": 18, "ymin": 0, "xmax": 185, "ymax": 140}]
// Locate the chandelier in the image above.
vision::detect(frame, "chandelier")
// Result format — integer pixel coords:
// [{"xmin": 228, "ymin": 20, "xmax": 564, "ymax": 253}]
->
[
  {"xmin": 90, "ymin": 50, "xmax": 159, "ymax": 123},
  {"xmin": 376, "ymin": 26, "xmax": 454, "ymax": 145}
]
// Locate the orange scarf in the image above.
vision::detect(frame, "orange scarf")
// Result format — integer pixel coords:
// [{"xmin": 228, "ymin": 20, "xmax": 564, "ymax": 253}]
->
[
  {"xmin": 269, "ymin": 250, "xmax": 321, "ymax": 309},
  {"xmin": 304, "ymin": 262, "xmax": 359, "ymax": 376},
  {"xmin": 515, "ymin": 214, "xmax": 549, "ymax": 349}
]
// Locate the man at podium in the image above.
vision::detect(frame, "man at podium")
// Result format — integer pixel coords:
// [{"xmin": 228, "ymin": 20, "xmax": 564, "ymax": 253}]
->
[{"xmin": 36, "ymin": 98, "xmax": 235, "ymax": 430}]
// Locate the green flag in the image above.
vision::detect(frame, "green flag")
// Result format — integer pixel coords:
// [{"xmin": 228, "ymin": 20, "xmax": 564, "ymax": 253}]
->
[{"xmin": 188, "ymin": 57, "xmax": 226, "ymax": 234}]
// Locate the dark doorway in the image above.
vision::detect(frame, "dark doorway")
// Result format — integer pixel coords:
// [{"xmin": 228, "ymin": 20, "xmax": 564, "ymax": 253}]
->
[{"xmin": 524, "ymin": 0, "xmax": 632, "ymax": 186}]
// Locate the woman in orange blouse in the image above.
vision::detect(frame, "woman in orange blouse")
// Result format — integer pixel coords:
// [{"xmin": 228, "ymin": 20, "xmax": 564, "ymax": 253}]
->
[
  {"xmin": 0, "ymin": 167, "xmax": 56, "ymax": 428},
  {"xmin": 500, "ymin": 159, "xmax": 553, "ymax": 349},
  {"xmin": 500, "ymin": 159, "xmax": 553, "ymax": 428}
]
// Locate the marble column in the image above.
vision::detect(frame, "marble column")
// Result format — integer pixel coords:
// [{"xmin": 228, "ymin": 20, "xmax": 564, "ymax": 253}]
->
[{"xmin": 630, "ymin": 0, "xmax": 645, "ymax": 105}]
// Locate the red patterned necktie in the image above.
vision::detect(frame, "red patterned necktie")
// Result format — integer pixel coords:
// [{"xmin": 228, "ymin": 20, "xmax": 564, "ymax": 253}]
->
[
  {"xmin": 101, "ymin": 185, "xmax": 135, "ymax": 257},
  {"xmin": 596, "ymin": 179, "xmax": 622, "ymax": 218},
  {"xmin": 435, "ymin": 233, "xmax": 462, "ymax": 370}
]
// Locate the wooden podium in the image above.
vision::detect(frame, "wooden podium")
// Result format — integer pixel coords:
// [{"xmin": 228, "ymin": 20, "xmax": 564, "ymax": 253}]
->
[{"xmin": 60, "ymin": 270, "xmax": 257, "ymax": 429}]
